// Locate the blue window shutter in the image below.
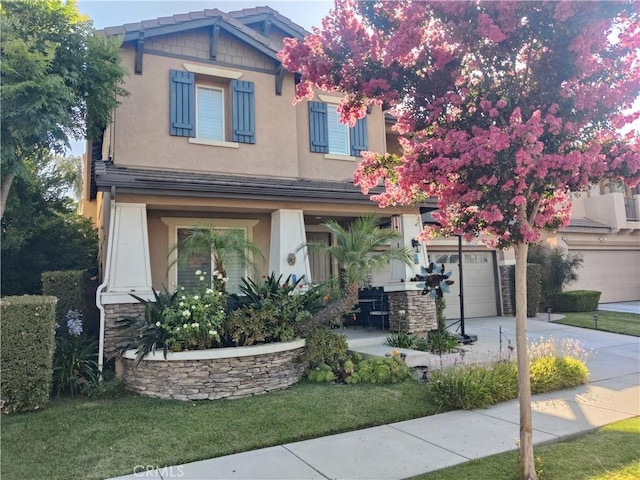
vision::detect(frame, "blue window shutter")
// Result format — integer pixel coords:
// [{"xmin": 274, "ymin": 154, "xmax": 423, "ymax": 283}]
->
[
  {"xmin": 169, "ymin": 70, "xmax": 195, "ymax": 137},
  {"xmin": 309, "ymin": 101, "xmax": 328, "ymax": 153},
  {"xmin": 232, "ymin": 79, "xmax": 255, "ymax": 144},
  {"xmin": 350, "ymin": 116, "xmax": 368, "ymax": 156}
]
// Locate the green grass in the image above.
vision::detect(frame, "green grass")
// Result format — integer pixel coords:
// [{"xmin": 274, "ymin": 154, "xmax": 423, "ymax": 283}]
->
[
  {"xmin": 411, "ymin": 417, "xmax": 640, "ymax": 480},
  {"xmin": 555, "ymin": 311, "xmax": 640, "ymax": 337},
  {"xmin": 1, "ymin": 380, "xmax": 438, "ymax": 480}
]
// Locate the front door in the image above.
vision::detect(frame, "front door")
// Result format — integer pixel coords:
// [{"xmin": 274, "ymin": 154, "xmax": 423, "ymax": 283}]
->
[{"xmin": 306, "ymin": 232, "xmax": 332, "ymax": 283}]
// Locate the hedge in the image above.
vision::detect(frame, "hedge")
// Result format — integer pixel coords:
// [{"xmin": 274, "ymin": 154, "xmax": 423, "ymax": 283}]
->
[
  {"xmin": 508, "ymin": 263, "xmax": 542, "ymax": 317},
  {"xmin": 1, "ymin": 296, "xmax": 57, "ymax": 413},
  {"xmin": 549, "ymin": 290, "xmax": 601, "ymax": 312},
  {"xmin": 42, "ymin": 270, "xmax": 99, "ymax": 336}
]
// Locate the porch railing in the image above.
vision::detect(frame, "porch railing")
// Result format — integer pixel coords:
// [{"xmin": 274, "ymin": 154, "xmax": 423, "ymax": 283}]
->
[{"xmin": 624, "ymin": 197, "xmax": 639, "ymax": 221}]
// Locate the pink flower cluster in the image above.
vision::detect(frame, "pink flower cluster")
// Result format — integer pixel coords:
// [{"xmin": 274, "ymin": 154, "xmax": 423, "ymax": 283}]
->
[{"xmin": 280, "ymin": 0, "xmax": 640, "ymax": 248}]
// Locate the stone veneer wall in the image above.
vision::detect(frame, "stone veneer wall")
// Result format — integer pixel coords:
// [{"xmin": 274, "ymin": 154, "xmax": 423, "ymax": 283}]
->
[
  {"xmin": 120, "ymin": 342, "xmax": 306, "ymax": 401},
  {"xmin": 103, "ymin": 303, "xmax": 145, "ymax": 360},
  {"xmin": 500, "ymin": 265, "xmax": 515, "ymax": 316},
  {"xmin": 387, "ymin": 290, "xmax": 437, "ymax": 335}
]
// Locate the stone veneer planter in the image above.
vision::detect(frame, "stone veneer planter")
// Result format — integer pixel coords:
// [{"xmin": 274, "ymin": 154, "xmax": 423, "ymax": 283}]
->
[{"xmin": 120, "ymin": 340, "xmax": 306, "ymax": 401}]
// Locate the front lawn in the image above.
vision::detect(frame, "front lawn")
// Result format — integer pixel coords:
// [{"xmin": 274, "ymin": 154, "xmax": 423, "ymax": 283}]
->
[
  {"xmin": 555, "ymin": 311, "xmax": 640, "ymax": 337},
  {"xmin": 411, "ymin": 416, "xmax": 640, "ymax": 480},
  {"xmin": 1, "ymin": 380, "xmax": 437, "ymax": 480}
]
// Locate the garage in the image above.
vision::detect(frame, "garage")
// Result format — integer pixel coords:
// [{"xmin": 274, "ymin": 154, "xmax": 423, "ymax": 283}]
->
[
  {"xmin": 429, "ymin": 250, "xmax": 499, "ymax": 320},
  {"xmin": 570, "ymin": 250, "xmax": 640, "ymax": 303}
]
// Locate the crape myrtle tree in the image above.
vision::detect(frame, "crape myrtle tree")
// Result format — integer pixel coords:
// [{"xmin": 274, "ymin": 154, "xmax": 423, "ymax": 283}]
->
[{"xmin": 279, "ymin": 1, "xmax": 640, "ymax": 478}]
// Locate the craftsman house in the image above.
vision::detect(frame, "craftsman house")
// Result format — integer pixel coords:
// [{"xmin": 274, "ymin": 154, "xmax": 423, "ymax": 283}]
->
[{"xmin": 81, "ymin": 7, "xmax": 639, "ymax": 359}]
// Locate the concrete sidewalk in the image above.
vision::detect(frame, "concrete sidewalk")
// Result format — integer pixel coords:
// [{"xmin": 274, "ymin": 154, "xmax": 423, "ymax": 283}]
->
[{"xmin": 109, "ymin": 317, "xmax": 639, "ymax": 480}]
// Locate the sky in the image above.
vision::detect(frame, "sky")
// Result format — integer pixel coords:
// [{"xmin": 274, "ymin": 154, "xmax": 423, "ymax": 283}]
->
[{"xmin": 76, "ymin": 0, "xmax": 333, "ymax": 30}]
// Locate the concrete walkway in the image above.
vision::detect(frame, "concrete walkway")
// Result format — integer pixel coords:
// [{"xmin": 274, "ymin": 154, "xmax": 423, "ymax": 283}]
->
[
  {"xmin": 598, "ymin": 301, "xmax": 640, "ymax": 314},
  {"xmin": 109, "ymin": 316, "xmax": 639, "ymax": 480}
]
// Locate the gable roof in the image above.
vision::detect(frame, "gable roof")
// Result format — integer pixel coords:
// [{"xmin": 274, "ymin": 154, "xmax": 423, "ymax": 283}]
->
[
  {"xmin": 101, "ymin": 7, "xmax": 306, "ymax": 61},
  {"xmin": 229, "ymin": 6, "xmax": 309, "ymax": 39}
]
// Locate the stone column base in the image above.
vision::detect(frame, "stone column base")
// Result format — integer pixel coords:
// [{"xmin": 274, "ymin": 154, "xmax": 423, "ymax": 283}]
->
[{"xmin": 387, "ymin": 290, "xmax": 437, "ymax": 335}]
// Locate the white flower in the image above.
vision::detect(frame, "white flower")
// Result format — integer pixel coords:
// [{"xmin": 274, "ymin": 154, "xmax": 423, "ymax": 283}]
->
[
  {"xmin": 195, "ymin": 270, "xmax": 202, "ymax": 275},
  {"xmin": 213, "ymin": 270, "xmax": 219, "ymax": 276},
  {"xmin": 179, "ymin": 301, "xmax": 184, "ymax": 307},
  {"xmin": 217, "ymin": 274, "xmax": 223, "ymax": 280},
  {"xmin": 208, "ymin": 330, "xmax": 216, "ymax": 336},
  {"xmin": 205, "ymin": 304, "xmax": 210, "ymax": 308},
  {"xmin": 181, "ymin": 295, "xmax": 186, "ymax": 300},
  {"xmin": 218, "ymin": 292, "xmax": 223, "ymax": 296},
  {"xmin": 191, "ymin": 305, "xmax": 196, "ymax": 309},
  {"xmin": 183, "ymin": 323, "xmax": 188, "ymax": 329},
  {"xmin": 222, "ymin": 277, "xmax": 228, "ymax": 283},
  {"xmin": 180, "ymin": 286, "xmax": 185, "ymax": 291},
  {"xmin": 193, "ymin": 295, "xmax": 199, "ymax": 300},
  {"xmin": 206, "ymin": 288, "xmax": 213, "ymax": 294},
  {"xmin": 176, "ymin": 326, "xmax": 181, "ymax": 331},
  {"xmin": 182, "ymin": 310, "xmax": 191, "ymax": 318},
  {"xmin": 155, "ymin": 321, "xmax": 161, "ymax": 327},
  {"xmin": 199, "ymin": 276, "xmax": 205, "ymax": 281},
  {"xmin": 192, "ymin": 322, "xmax": 199, "ymax": 328}
]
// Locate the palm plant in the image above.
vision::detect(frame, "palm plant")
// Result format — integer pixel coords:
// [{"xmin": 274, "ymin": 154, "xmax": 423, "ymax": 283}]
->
[
  {"xmin": 175, "ymin": 227, "xmax": 263, "ymax": 292},
  {"xmin": 303, "ymin": 216, "xmax": 414, "ymax": 327}
]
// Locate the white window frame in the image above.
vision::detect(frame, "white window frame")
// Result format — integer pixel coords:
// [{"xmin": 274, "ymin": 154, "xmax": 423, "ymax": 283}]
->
[{"xmin": 161, "ymin": 217, "xmax": 259, "ymax": 293}]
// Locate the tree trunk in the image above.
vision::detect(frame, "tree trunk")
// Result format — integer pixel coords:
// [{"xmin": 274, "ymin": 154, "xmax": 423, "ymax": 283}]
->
[
  {"xmin": 515, "ymin": 242, "xmax": 537, "ymax": 480},
  {"xmin": 0, "ymin": 172, "xmax": 16, "ymax": 220},
  {"xmin": 309, "ymin": 282, "xmax": 360, "ymax": 330}
]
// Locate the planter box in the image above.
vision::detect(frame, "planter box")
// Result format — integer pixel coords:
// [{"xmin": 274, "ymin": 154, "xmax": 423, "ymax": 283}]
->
[{"xmin": 119, "ymin": 340, "xmax": 306, "ymax": 401}]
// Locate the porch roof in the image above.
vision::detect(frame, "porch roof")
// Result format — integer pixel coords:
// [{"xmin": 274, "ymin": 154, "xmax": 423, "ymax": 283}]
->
[{"xmin": 94, "ymin": 162, "xmax": 438, "ymax": 207}]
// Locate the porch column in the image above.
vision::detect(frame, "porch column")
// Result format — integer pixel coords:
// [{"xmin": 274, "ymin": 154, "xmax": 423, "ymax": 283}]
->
[
  {"xmin": 390, "ymin": 214, "xmax": 428, "ymax": 282},
  {"xmin": 269, "ymin": 209, "xmax": 311, "ymax": 283},
  {"xmin": 100, "ymin": 202, "xmax": 154, "ymax": 358}
]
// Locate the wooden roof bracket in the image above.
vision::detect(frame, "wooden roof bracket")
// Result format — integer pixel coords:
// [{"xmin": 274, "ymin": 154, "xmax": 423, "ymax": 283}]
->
[{"xmin": 134, "ymin": 31, "xmax": 145, "ymax": 74}]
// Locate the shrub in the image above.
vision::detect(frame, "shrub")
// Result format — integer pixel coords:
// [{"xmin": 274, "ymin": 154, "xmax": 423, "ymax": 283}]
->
[
  {"xmin": 225, "ymin": 273, "xmax": 314, "ymax": 345},
  {"xmin": 42, "ymin": 270, "xmax": 99, "ymax": 336},
  {"xmin": 429, "ymin": 338, "xmax": 588, "ymax": 409},
  {"xmin": 52, "ymin": 310, "xmax": 99, "ymax": 396},
  {"xmin": 428, "ymin": 363, "xmax": 511, "ymax": 410},
  {"xmin": 1, "ymin": 295, "xmax": 57, "ymax": 413},
  {"xmin": 528, "ymin": 244, "xmax": 583, "ymax": 304},
  {"xmin": 530, "ymin": 356, "xmax": 589, "ymax": 394},
  {"xmin": 507, "ymin": 263, "xmax": 543, "ymax": 316},
  {"xmin": 352, "ymin": 356, "xmax": 411, "ymax": 384},
  {"xmin": 549, "ymin": 290, "xmax": 601, "ymax": 312},
  {"xmin": 427, "ymin": 330, "xmax": 459, "ymax": 354},
  {"xmin": 386, "ymin": 332, "xmax": 418, "ymax": 349},
  {"xmin": 302, "ymin": 328, "xmax": 349, "ymax": 371}
]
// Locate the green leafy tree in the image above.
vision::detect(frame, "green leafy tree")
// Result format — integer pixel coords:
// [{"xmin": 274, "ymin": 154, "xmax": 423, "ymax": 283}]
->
[
  {"xmin": 0, "ymin": 0, "xmax": 127, "ymax": 218},
  {"xmin": 303, "ymin": 216, "xmax": 413, "ymax": 327},
  {"xmin": 1, "ymin": 155, "xmax": 98, "ymax": 295}
]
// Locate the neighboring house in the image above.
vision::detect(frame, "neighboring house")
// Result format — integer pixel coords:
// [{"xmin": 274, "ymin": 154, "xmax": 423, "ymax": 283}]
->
[
  {"xmin": 81, "ymin": 7, "xmax": 638, "ymax": 360},
  {"xmin": 542, "ymin": 184, "xmax": 640, "ymax": 303}
]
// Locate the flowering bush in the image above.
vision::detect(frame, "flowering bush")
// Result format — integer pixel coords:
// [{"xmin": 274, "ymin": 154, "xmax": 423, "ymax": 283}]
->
[
  {"xmin": 52, "ymin": 310, "xmax": 99, "ymax": 396},
  {"xmin": 159, "ymin": 271, "xmax": 226, "ymax": 352}
]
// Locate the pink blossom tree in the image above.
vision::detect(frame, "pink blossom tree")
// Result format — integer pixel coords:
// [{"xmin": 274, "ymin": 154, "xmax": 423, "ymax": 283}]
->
[{"xmin": 279, "ymin": 1, "xmax": 639, "ymax": 478}]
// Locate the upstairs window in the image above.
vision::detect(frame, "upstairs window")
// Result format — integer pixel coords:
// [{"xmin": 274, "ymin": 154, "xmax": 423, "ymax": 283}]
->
[
  {"xmin": 169, "ymin": 69, "xmax": 255, "ymax": 144},
  {"xmin": 197, "ymin": 86, "xmax": 224, "ymax": 141},
  {"xmin": 308, "ymin": 101, "xmax": 368, "ymax": 157},
  {"xmin": 327, "ymin": 104, "xmax": 350, "ymax": 155}
]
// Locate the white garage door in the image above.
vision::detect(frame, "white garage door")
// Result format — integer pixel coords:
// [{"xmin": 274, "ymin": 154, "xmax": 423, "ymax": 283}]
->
[
  {"xmin": 571, "ymin": 250, "xmax": 640, "ymax": 303},
  {"xmin": 430, "ymin": 251, "xmax": 498, "ymax": 319}
]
